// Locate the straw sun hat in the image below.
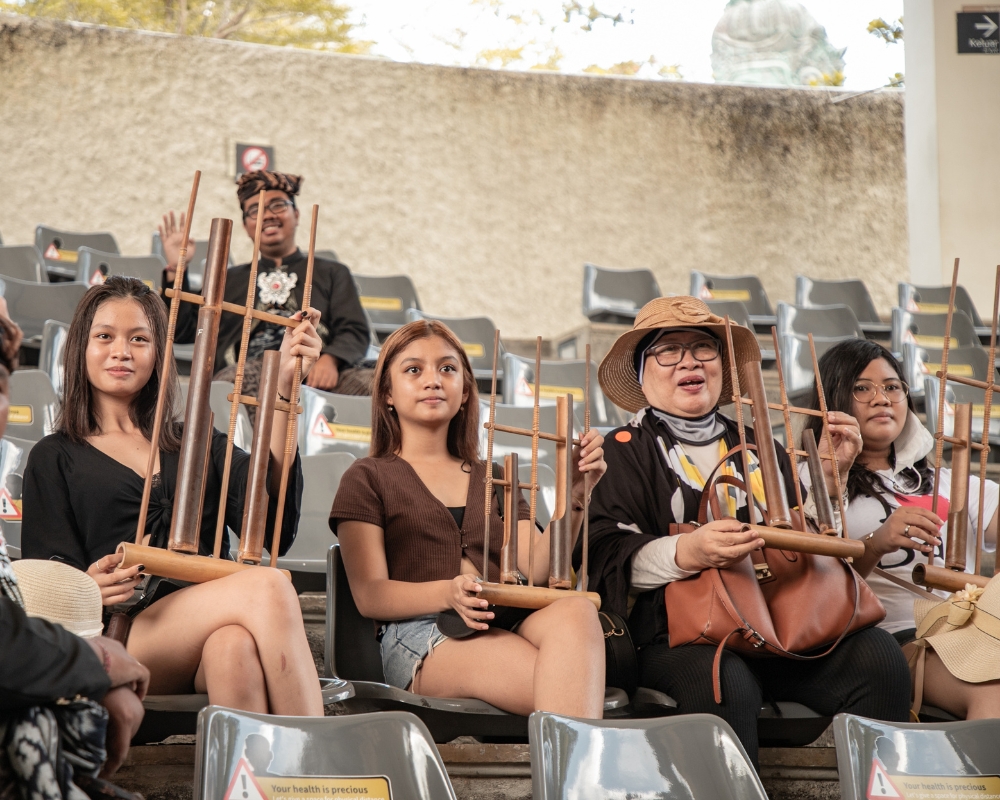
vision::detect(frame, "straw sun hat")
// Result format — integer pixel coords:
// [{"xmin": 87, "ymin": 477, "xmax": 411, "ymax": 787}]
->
[
  {"xmin": 598, "ymin": 296, "xmax": 762, "ymax": 414},
  {"xmin": 912, "ymin": 578, "xmax": 1000, "ymax": 683},
  {"xmin": 11, "ymin": 559, "xmax": 104, "ymax": 639}
]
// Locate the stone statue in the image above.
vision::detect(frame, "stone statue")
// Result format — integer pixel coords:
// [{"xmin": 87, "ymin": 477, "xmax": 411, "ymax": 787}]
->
[{"xmin": 711, "ymin": 0, "xmax": 846, "ymax": 86}]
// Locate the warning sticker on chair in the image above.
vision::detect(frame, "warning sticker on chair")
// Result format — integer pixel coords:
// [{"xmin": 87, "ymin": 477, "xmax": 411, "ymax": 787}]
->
[
  {"xmin": 224, "ymin": 759, "xmax": 269, "ymax": 800},
  {"xmin": 43, "ymin": 244, "xmax": 78, "ymax": 262},
  {"xmin": 866, "ymin": 757, "xmax": 1000, "ymax": 799},
  {"xmin": 8, "ymin": 406, "xmax": 32, "ymax": 425},
  {"xmin": 310, "ymin": 415, "xmax": 371, "ymax": 443},
  {"xmin": 0, "ymin": 489, "xmax": 21, "ymax": 520},
  {"xmin": 360, "ymin": 296, "xmax": 403, "ymax": 311}
]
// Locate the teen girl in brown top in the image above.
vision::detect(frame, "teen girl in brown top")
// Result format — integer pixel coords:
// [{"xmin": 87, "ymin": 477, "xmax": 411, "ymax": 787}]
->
[{"xmin": 331, "ymin": 320, "xmax": 607, "ymax": 718}]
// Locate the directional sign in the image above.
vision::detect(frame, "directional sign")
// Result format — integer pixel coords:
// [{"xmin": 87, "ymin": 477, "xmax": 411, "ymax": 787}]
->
[{"xmin": 958, "ymin": 12, "xmax": 999, "ymax": 54}]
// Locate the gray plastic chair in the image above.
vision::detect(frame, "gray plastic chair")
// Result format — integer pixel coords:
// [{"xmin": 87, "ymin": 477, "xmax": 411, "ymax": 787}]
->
[
  {"xmin": 582, "ymin": 263, "xmax": 660, "ymax": 324},
  {"xmin": 481, "ymin": 401, "xmax": 560, "ymax": 477},
  {"xmin": 704, "ymin": 299, "xmax": 776, "ymax": 360},
  {"xmin": 530, "ymin": 711, "xmax": 767, "ymax": 800},
  {"xmin": 35, "ymin": 225, "xmax": 119, "ymax": 281},
  {"xmin": 776, "ymin": 302, "xmax": 864, "ymax": 396},
  {"xmin": 0, "ymin": 276, "xmax": 88, "ymax": 344},
  {"xmin": 195, "ymin": 707, "xmax": 453, "ymax": 800},
  {"xmin": 690, "ymin": 271, "xmax": 776, "ymax": 328},
  {"xmin": 152, "ymin": 232, "xmax": 233, "ymax": 293},
  {"xmin": 501, "ymin": 352, "xmax": 627, "ymax": 429},
  {"xmin": 7, "ymin": 370, "xmax": 59, "ymax": 442},
  {"xmin": 276, "ymin": 452, "xmax": 353, "ymax": 576},
  {"xmin": 902, "ymin": 342, "xmax": 992, "ymax": 402},
  {"xmin": 299, "ymin": 386, "xmax": 372, "ymax": 458},
  {"xmin": 38, "ymin": 320, "xmax": 70, "ymax": 398},
  {"xmin": 892, "ymin": 308, "xmax": 980, "ymax": 356},
  {"xmin": 0, "ymin": 245, "xmax": 45, "ymax": 283},
  {"xmin": 899, "ymin": 281, "xmax": 989, "ymax": 337},
  {"xmin": 834, "ymin": 713, "xmax": 1000, "ymax": 800},
  {"xmin": 353, "ymin": 274, "xmax": 422, "ymax": 340},
  {"xmin": 315, "ymin": 248, "xmax": 339, "ymax": 263},
  {"xmin": 405, "ymin": 309, "xmax": 503, "ymax": 382},
  {"xmin": 177, "ymin": 381, "xmax": 254, "ymax": 452},
  {"xmin": 923, "ymin": 375, "xmax": 1000, "ymax": 445},
  {"xmin": 0, "ymin": 436, "xmax": 33, "ymax": 558},
  {"xmin": 796, "ymin": 275, "xmax": 889, "ymax": 335},
  {"xmin": 76, "ymin": 248, "xmax": 167, "ymax": 291}
]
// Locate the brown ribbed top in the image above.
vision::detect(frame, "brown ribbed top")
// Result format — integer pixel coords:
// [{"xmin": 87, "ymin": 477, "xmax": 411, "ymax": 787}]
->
[{"xmin": 329, "ymin": 455, "xmax": 529, "ymax": 583}]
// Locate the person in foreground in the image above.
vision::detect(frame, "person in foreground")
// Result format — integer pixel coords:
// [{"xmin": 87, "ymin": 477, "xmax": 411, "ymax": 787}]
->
[
  {"xmin": 808, "ymin": 338, "xmax": 1000, "ymax": 719},
  {"xmin": 584, "ymin": 297, "xmax": 910, "ymax": 765},
  {"xmin": 331, "ymin": 320, "xmax": 607, "ymax": 717},
  {"xmin": 21, "ymin": 276, "xmax": 323, "ymax": 716}
]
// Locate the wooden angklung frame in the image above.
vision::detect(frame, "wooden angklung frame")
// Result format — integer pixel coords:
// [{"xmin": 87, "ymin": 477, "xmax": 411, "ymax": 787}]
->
[
  {"xmin": 114, "ymin": 173, "xmax": 315, "ymax": 584},
  {"xmin": 476, "ymin": 335, "xmax": 602, "ymax": 610},
  {"xmin": 910, "ymin": 259, "xmax": 1000, "ymax": 594}
]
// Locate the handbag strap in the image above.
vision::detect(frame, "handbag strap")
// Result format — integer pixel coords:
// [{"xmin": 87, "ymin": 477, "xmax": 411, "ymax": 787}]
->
[{"xmin": 696, "ymin": 443, "xmax": 770, "ymax": 526}]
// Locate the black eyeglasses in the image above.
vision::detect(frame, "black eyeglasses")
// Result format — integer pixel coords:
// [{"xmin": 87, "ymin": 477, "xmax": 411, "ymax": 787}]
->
[
  {"xmin": 646, "ymin": 339, "xmax": 721, "ymax": 367},
  {"xmin": 852, "ymin": 379, "xmax": 908, "ymax": 404},
  {"xmin": 243, "ymin": 199, "xmax": 295, "ymax": 221}
]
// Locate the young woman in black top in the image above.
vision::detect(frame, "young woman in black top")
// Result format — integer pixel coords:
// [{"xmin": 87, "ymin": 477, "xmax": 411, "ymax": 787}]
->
[{"xmin": 21, "ymin": 276, "xmax": 324, "ymax": 715}]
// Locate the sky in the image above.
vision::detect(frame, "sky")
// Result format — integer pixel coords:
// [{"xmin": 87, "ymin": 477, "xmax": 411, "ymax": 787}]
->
[{"xmin": 344, "ymin": 0, "xmax": 906, "ymax": 90}]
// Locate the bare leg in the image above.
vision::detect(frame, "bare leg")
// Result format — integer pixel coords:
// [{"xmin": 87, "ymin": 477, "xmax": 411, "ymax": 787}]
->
[
  {"xmin": 128, "ymin": 568, "xmax": 322, "ymax": 716},
  {"xmin": 193, "ymin": 626, "xmax": 269, "ymax": 713},
  {"xmin": 907, "ymin": 645, "xmax": 1000, "ymax": 719},
  {"xmin": 414, "ymin": 596, "xmax": 605, "ymax": 718}
]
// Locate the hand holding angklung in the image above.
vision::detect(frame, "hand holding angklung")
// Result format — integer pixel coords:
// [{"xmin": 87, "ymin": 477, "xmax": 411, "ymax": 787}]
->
[
  {"xmin": 571, "ymin": 429, "xmax": 607, "ymax": 496},
  {"xmin": 445, "ymin": 574, "xmax": 493, "ymax": 631},
  {"xmin": 675, "ymin": 519, "xmax": 765, "ymax": 572},
  {"xmin": 819, "ymin": 411, "xmax": 863, "ymax": 481},
  {"xmin": 871, "ymin": 506, "xmax": 942, "ymax": 557},
  {"xmin": 87, "ymin": 552, "xmax": 142, "ymax": 606},
  {"xmin": 278, "ymin": 308, "xmax": 323, "ymax": 395}
]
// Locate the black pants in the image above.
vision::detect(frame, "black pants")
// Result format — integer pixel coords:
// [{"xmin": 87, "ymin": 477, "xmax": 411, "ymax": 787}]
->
[{"xmin": 639, "ymin": 627, "xmax": 910, "ymax": 767}]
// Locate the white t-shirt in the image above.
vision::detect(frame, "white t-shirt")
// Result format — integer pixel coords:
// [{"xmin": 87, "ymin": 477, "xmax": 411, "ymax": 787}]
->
[{"xmin": 800, "ymin": 465, "xmax": 998, "ymax": 633}]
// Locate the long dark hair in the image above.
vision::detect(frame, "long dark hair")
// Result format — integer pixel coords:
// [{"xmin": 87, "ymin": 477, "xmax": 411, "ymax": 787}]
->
[
  {"xmin": 370, "ymin": 320, "xmax": 480, "ymax": 463},
  {"xmin": 59, "ymin": 276, "xmax": 181, "ymax": 451},
  {"xmin": 805, "ymin": 338, "xmax": 931, "ymax": 501}
]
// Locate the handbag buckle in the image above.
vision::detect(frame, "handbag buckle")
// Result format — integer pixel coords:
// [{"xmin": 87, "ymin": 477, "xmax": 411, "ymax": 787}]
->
[
  {"xmin": 744, "ymin": 629, "xmax": 766, "ymax": 648},
  {"xmin": 604, "ymin": 628, "xmax": 624, "ymax": 639},
  {"xmin": 753, "ymin": 563, "xmax": 774, "ymax": 583}
]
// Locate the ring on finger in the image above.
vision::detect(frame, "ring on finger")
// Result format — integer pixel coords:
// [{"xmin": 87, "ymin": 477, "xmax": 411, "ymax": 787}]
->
[{"xmin": 904, "ymin": 524, "xmax": 911, "ymax": 536}]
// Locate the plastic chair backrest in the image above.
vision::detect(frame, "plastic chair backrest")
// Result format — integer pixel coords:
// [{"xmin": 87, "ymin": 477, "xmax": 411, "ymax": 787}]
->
[
  {"xmin": 0, "ymin": 277, "xmax": 88, "ymax": 341},
  {"xmin": 76, "ymin": 248, "xmax": 166, "ymax": 291},
  {"xmin": 195, "ymin": 706, "xmax": 456, "ymax": 800},
  {"xmin": 39, "ymin": 320, "xmax": 70, "ymax": 398},
  {"xmin": 501, "ymin": 352, "xmax": 625, "ymax": 428},
  {"xmin": 405, "ymin": 309, "xmax": 502, "ymax": 375},
  {"xmin": 0, "ymin": 245, "xmax": 44, "ymax": 283},
  {"xmin": 892, "ymin": 308, "xmax": 980, "ymax": 354},
  {"xmin": 0, "ymin": 436, "xmax": 33, "ymax": 557},
  {"xmin": 898, "ymin": 282, "xmax": 984, "ymax": 327},
  {"xmin": 530, "ymin": 711, "xmax": 767, "ymax": 800},
  {"xmin": 833, "ymin": 713, "xmax": 1000, "ymax": 800},
  {"xmin": 795, "ymin": 276, "xmax": 882, "ymax": 324},
  {"xmin": 777, "ymin": 302, "xmax": 865, "ymax": 340},
  {"xmin": 315, "ymin": 249, "xmax": 339, "ymax": 263},
  {"xmin": 582, "ymin": 263, "xmax": 660, "ymax": 323},
  {"xmin": 7, "ymin": 371, "xmax": 59, "ymax": 442},
  {"xmin": 177, "ymin": 381, "xmax": 253, "ymax": 451},
  {"xmin": 902, "ymin": 343, "xmax": 990, "ymax": 400},
  {"xmin": 690, "ymin": 271, "xmax": 774, "ymax": 319},
  {"xmin": 514, "ymin": 461, "xmax": 556, "ymax": 529},
  {"xmin": 923, "ymin": 375, "xmax": 1000, "ymax": 442},
  {"xmin": 326, "ymin": 543, "xmax": 386, "ymax": 681},
  {"xmin": 299, "ymin": 386, "xmax": 372, "ymax": 458},
  {"xmin": 277, "ymin": 452, "xmax": 353, "ymax": 572},
  {"xmin": 704, "ymin": 299, "xmax": 754, "ymax": 329},
  {"xmin": 481, "ymin": 402, "xmax": 561, "ymax": 476},
  {"xmin": 354, "ymin": 274, "xmax": 422, "ymax": 333},
  {"xmin": 35, "ymin": 226, "xmax": 119, "ymax": 278}
]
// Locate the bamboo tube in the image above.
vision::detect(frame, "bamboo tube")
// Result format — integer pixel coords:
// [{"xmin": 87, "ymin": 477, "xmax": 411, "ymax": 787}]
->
[
  {"xmin": 169, "ymin": 218, "xmax": 231, "ymax": 554},
  {"xmin": 527, "ymin": 336, "xmax": 541, "ymax": 587},
  {"xmin": 268, "ymin": 206, "xmax": 317, "ymax": 566},
  {"xmin": 808, "ymin": 333, "xmax": 851, "ymax": 541},
  {"xmin": 214, "ymin": 189, "xmax": 267, "ymax": 558},
  {"xmin": 500, "ymin": 453, "xmax": 519, "ymax": 584},
  {"xmin": 548, "ymin": 395, "xmax": 574, "ymax": 590},
  {"xmin": 724, "ymin": 318, "xmax": 755, "ymax": 519},
  {"xmin": 913, "ymin": 563, "xmax": 988, "ymax": 593},
  {"xmin": 802, "ymin": 428, "xmax": 837, "ymax": 535},
  {"xmin": 136, "ymin": 171, "xmax": 200, "ymax": 545},
  {"xmin": 477, "ymin": 581, "xmax": 601, "ymax": 610},
  {"xmin": 117, "ymin": 543, "xmax": 291, "ymax": 584},
  {"xmin": 945, "ymin": 402, "xmax": 972, "ymax": 571},
  {"xmin": 742, "ymin": 525, "xmax": 865, "ymax": 559},
  {"xmin": 745, "ymin": 358, "xmax": 792, "ymax": 528},
  {"xmin": 979, "ymin": 265, "xmax": 1000, "ymax": 576},
  {"xmin": 482, "ymin": 330, "xmax": 500, "ymax": 584},
  {"xmin": 578, "ymin": 343, "xmax": 591, "ymax": 593},
  {"xmin": 770, "ymin": 327, "xmax": 807, "ymax": 522},
  {"xmin": 238, "ymin": 351, "xmax": 281, "ymax": 564}
]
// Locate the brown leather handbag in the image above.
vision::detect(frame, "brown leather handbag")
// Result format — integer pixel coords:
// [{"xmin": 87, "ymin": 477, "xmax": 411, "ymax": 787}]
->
[{"xmin": 665, "ymin": 445, "xmax": 885, "ymax": 703}]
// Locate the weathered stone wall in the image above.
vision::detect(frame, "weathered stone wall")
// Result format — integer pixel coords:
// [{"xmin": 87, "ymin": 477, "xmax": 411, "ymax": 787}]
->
[{"xmin": 0, "ymin": 15, "xmax": 907, "ymax": 338}]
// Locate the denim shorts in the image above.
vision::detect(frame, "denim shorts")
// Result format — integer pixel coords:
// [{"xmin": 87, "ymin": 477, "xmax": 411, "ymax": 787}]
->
[{"xmin": 379, "ymin": 615, "xmax": 448, "ymax": 690}]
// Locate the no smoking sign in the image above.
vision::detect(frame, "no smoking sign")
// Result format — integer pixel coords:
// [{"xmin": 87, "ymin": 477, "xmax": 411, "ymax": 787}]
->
[{"xmin": 235, "ymin": 143, "xmax": 275, "ymax": 177}]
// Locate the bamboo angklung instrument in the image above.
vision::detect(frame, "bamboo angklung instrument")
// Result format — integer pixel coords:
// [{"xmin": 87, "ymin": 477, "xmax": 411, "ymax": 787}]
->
[
  {"xmin": 801, "ymin": 429, "xmax": 837, "ymax": 535},
  {"xmin": 577, "ymin": 343, "xmax": 592, "ymax": 593},
  {"xmin": 723, "ymin": 318, "xmax": 865, "ymax": 560},
  {"xmin": 238, "ymin": 350, "xmax": 281, "ymax": 564},
  {"xmin": 478, "ymin": 333, "xmax": 600, "ymax": 609}
]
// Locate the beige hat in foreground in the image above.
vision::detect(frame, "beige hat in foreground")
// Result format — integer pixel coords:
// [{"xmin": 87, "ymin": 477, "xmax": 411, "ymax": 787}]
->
[
  {"xmin": 12, "ymin": 560, "xmax": 104, "ymax": 639},
  {"xmin": 598, "ymin": 296, "xmax": 762, "ymax": 414},
  {"xmin": 913, "ymin": 576, "xmax": 1000, "ymax": 683}
]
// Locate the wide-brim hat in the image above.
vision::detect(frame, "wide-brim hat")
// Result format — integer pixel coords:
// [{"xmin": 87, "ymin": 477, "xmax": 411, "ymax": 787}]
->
[
  {"xmin": 12, "ymin": 560, "xmax": 103, "ymax": 639},
  {"xmin": 913, "ymin": 576, "xmax": 1000, "ymax": 683},
  {"xmin": 598, "ymin": 296, "xmax": 762, "ymax": 414}
]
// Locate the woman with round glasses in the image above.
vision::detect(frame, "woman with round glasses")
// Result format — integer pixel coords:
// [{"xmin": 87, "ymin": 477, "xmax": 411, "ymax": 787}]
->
[{"xmin": 806, "ymin": 338, "xmax": 1000, "ymax": 719}]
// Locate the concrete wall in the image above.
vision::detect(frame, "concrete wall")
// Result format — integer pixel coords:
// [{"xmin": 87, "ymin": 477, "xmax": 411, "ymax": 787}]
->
[{"xmin": 0, "ymin": 15, "xmax": 908, "ymax": 339}]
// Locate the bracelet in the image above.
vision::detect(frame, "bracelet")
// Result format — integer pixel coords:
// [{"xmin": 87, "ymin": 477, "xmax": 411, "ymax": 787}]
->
[
  {"xmin": 96, "ymin": 641, "xmax": 111, "ymax": 675},
  {"xmin": 278, "ymin": 392, "xmax": 290, "ymax": 403}
]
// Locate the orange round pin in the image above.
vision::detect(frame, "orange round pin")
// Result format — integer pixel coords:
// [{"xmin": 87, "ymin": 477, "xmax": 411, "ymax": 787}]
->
[{"xmin": 614, "ymin": 430, "xmax": 632, "ymax": 443}]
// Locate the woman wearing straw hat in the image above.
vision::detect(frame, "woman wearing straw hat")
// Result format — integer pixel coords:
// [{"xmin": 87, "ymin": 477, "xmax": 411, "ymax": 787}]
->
[
  {"xmin": 585, "ymin": 296, "xmax": 910, "ymax": 766},
  {"xmin": 806, "ymin": 338, "xmax": 1000, "ymax": 719}
]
